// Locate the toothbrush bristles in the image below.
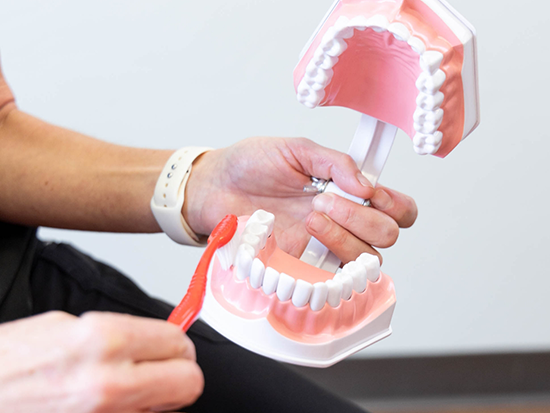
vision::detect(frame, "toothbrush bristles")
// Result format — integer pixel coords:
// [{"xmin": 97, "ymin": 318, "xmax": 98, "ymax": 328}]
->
[{"xmin": 215, "ymin": 230, "xmax": 240, "ymax": 270}]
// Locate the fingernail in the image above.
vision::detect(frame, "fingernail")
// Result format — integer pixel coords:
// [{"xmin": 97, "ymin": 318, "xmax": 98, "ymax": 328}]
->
[
  {"xmin": 312, "ymin": 193, "xmax": 334, "ymax": 214},
  {"xmin": 308, "ymin": 212, "xmax": 331, "ymax": 235},
  {"xmin": 371, "ymin": 189, "xmax": 392, "ymax": 210},
  {"xmin": 357, "ymin": 172, "xmax": 373, "ymax": 187}
]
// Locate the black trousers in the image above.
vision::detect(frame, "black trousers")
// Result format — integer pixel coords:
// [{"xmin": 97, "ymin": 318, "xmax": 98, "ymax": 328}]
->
[{"xmin": 25, "ymin": 240, "xmax": 368, "ymax": 413}]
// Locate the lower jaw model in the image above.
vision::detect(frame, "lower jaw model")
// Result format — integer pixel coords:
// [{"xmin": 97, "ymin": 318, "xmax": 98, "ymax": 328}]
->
[
  {"xmin": 200, "ymin": 210, "xmax": 395, "ymax": 368},
  {"xmin": 201, "ymin": 0, "xmax": 480, "ymax": 368}
]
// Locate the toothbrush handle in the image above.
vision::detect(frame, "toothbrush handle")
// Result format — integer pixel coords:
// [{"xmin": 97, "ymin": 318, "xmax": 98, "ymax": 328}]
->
[{"xmin": 300, "ymin": 114, "xmax": 397, "ymax": 272}]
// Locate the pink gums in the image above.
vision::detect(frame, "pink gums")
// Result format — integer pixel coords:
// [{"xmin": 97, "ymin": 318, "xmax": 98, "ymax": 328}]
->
[
  {"xmin": 293, "ymin": 0, "xmax": 465, "ymax": 158},
  {"xmin": 210, "ymin": 218, "xmax": 396, "ymax": 344}
]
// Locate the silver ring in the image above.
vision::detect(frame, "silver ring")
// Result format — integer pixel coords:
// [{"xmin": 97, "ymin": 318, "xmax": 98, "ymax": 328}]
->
[{"xmin": 303, "ymin": 177, "xmax": 329, "ymax": 194}]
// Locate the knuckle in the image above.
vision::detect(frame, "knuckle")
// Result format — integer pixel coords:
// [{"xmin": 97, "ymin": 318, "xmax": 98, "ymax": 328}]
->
[
  {"xmin": 77, "ymin": 313, "xmax": 125, "ymax": 359},
  {"xmin": 44, "ymin": 310, "xmax": 72, "ymax": 323}
]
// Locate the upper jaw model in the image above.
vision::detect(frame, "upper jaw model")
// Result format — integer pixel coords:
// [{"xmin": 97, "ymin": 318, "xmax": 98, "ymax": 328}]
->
[{"xmin": 200, "ymin": 0, "xmax": 479, "ymax": 368}]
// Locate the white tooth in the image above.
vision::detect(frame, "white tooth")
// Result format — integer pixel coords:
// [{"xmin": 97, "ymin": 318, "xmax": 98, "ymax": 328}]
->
[
  {"xmin": 276, "ymin": 273, "xmax": 295, "ymax": 302},
  {"xmin": 243, "ymin": 223, "xmax": 268, "ymax": 251},
  {"xmin": 357, "ymin": 253, "xmax": 381, "ymax": 282},
  {"xmin": 339, "ymin": 26, "xmax": 355, "ymax": 39},
  {"xmin": 350, "ymin": 16, "xmax": 368, "ymax": 30},
  {"xmin": 325, "ymin": 39, "xmax": 348, "ymax": 57},
  {"xmin": 306, "ymin": 62, "xmax": 319, "ymax": 77},
  {"xmin": 388, "ymin": 22, "xmax": 410, "ymax": 41},
  {"xmin": 408, "ymin": 36, "xmax": 426, "ymax": 54},
  {"xmin": 311, "ymin": 82, "xmax": 325, "ymax": 91},
  {"xmin": 414, "ymin": 108, "xmax": 443, "ymax": 125},
  {"xmin": 291, "ymin": 279, "xmax": 313, "ymax": 308},
  {"xmin": 335, "ymin": 273, "xmax": 354, "ymax": 300},
  {"xmin": 314, "ymin": 68, "xmax": 333, "ymax": 85},
  {"xmin": 415, "ymin": 70, "xmax": 446, "ymax": 95},
  {"xmin": 249, "ymin": 258, "xmax": 265, "ymax": 289},
  {"xmin": 319, "ymin": 54, "xmax": 338, "ymax": 70},
  {"xmin": 414, "ymin": 132, "xmax": 443, "ymax": 155},
  {"xmin": 366, "ymin": 15, "xmax": 389, "ymax": 32},
  {"xmin": 342, "ymin": 261, "xmax": 368, "ymax": 293},
  {"xmin": 297, "ymin": 82, "xmax": 311, "ymax": 97},
  {"xmin": 241, "ymin": 233, "xmax": 260, "ymax": 257},
  {"xmin": 304, "ymin": 90, "xmax": 324, "ymax": 106},
  {"xmin": 235, "ymin": 244, "xmax": 254, "ymax": 281},
  {"xmin": 427, "ymin": 131, "xmax": 443, "ymax": 146},
  {"xmin": 416, "ymin": 91, "xmax": 444, "ymax": 111},
  {"xmin": 334, "ymin": 16, "xmax": 350, "ymax": 30},
  {"xmin": 321, "ymin": 27, "xmax": 338, "ymax": 44},
  {"xmin": 326, "ymin": 279, "xmax": 343, "ymax": 308},
  {"xmin": 420, "ymin": 51, "xmax": 444, "ymax": 75},
  {"xmin": 262, "ymin": 267, "xmax": 280, "ymax": 295},
  {"xmin": 310, "ymin": 282, "xmax": 328, "ymax": 312}
]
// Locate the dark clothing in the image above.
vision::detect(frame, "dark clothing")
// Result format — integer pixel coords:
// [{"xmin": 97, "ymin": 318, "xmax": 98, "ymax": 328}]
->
[{"xmin": 0, "ymin": 222, "xmax": 367, "ymax": 413}]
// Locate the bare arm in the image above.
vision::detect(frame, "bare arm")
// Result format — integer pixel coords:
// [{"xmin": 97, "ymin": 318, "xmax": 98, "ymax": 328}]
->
[{"xmin": 0, "ymin": 67, "xmax": 172, "ymax": 233}]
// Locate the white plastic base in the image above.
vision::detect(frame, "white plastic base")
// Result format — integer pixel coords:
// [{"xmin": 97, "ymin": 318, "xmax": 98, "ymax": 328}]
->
[{"xmin": 200, "ymin": 262, "xmax": 396, "ymax": 368}]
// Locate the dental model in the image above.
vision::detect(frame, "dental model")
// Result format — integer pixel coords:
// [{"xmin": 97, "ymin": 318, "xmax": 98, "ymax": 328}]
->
[{"xmin": 199, "ymin": 0, "xmax": 479, "ymax": 367}]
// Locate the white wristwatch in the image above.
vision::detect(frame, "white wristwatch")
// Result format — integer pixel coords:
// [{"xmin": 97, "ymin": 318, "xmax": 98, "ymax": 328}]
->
[{"xmin": 151, "ymin": 147, "xmax": 212, "ymax": 246}]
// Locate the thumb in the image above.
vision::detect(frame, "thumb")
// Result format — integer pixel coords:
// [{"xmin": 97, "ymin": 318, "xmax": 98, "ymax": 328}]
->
[{"xmin": 286, "ymin": 138, "xmax": 374, "ymax": 199}]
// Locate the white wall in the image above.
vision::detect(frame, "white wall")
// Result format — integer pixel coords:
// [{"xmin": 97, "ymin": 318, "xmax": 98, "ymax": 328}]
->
[{"xmin": 1, "ymin": 0, "xmax": 548, "ymax": 357}]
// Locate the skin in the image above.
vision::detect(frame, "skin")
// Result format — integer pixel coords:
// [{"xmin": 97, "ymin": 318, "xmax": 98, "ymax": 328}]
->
[{"xmin": 0, "ymin": 60, "xmax": 417, "ymax": 412}]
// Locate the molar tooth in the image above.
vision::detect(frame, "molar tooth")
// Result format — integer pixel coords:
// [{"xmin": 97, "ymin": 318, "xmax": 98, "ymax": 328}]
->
[
  {"xmin": 334, "ymin": 16, "xmax": 354, "ymax": 39},
  {"xmin": 297, "ymin": 82, "xmax": 311, "ymax": 97},
  {"xmin": 235, "ymin": 244, "xmax": 254, "ymax": 281},
  {"xmin": 366, "ymin": 15, "xmax": 389, "ymax": 32},
  {"xmin": 262, "ymin": 267, "xmax": 280, "ymax": 295},
  {"xmin": 408, "ymin": 36, "xmax": 426, "ymax": 54},
  {"xmin": 314, "ymin": 69, "xmax": 333, "ymax": 86},
  {"xmin": 243, "ymin": 223, "xmax": 268, "ymax": 251},
  {"xmin": 416, "ymin": 91, "xmax": 444, "ymax": 111},
  {"xmin": 357, "ymin": 253, "xmax": 381, "ymax": 283},
  {"xmin": 318, "ymin": 55, "xmax": 338, "ymax": 70},
  {"xmin": 416, "ymin": 70, "xmax": 446, "ymax": 95},
  {"xmin": 276, "ymin": 273, "xmax": 295, "ymax": 302},
  {"xmin": 350, "ymin": 16, "xmax": 368, "ymax": 30},
  {"xmin": 249, "ymin": 258, "xmax": 265, "ymax": 289},
  {"xmin": 321, "ymin": 27, "xmax": 338, "ymax": 44},
  {"xmin": 414, "ymin": 132, "xmax": 443, "ymax": 155},
  {"xmin": 420, "ymin": 51, "xmax": 444, "ymax": 75},
  {"xmin": 310, "ymin": 282, "xmax": 328, "ymax": 312},
  {"xmin": 326, "ymin": 279, "xmax": 343, "ymax": 308},
  {"xmin": 335, "ymin": 273, "xmax": 354, "ymax": 300},
  {"xmin": 388, "ymin": 22, "xmax": 410, "ymax": 41},
  {"xmin": 311, "ymin": 82, "xmax": 325, "ymax": 91},
  {"xmin": 342, "ymin": 261, "xmax": 368, "ymax": 293},
  {"xmin": 306, "ymin": 62, "xmax": 319, "ymax": 78},
  {"xmin": 291, "ymin": 279, "xmax": 313, "ymax": 308}
]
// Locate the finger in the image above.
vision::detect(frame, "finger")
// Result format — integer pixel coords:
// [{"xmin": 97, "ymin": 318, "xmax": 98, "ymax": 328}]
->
[
  {"xmin": 305, "ymin": 211, "xmax": 383, "ymax": 264},
  {"xmin": 79, "ymin": 312, "xmax": 196, "ymax": 362},
  {"xmin": 131, "ymin": 359, "xmax": 204, "ymax": 410},
  {"xmin": 286, "ymin": 138, "xmax": 375, "ymax": 200},
  {"xmin": 370, "ymin": 185, "xmax": 418, "ymax": 228},
  {"xmin": 311, "ymin": 193, "xmax": 399, "ymax": 248}
]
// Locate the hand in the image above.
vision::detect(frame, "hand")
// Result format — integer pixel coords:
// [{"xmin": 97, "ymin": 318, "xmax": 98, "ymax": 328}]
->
[
  {"xmin": 184, "ymin": 137, "xmax": 417, "ymax": 263},
  {"xmin": 0, "ymin": 311, "xmax": 203, "ymax": 413}
]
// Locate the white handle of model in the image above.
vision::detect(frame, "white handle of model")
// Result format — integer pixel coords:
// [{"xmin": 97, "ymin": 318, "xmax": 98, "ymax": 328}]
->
[{"xmin": 300, "ymin": 114, "xmax": 398, "ymax": 272}]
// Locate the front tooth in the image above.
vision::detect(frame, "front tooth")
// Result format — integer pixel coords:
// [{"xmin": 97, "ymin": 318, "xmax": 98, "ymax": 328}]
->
[
  {"xmin": 243, "ymin": 223, "xmax": 268, "ymax": 251},
  {"xmin": 350, "ymin": 16, "xmax": 368, "ymax": 30},
  {"xmin": 342, "ymin": 261, "xmax": 368, "ymax": 293},
  {"xmin": 241, "ymin": 233, "xmax": 260, "ymax": 257},
  {"xmin": 262, "ymin": 267, "xmax": 280, "ymax": 295},
  {"xmin": 420, "ymin": 51, "xmax": 444, "ymax": 75},
  {"xmin": 249, "ymin": 258, "xmax": 265, "ymax": 289},
  {"xmin": 408, "ymin": 36, "xmax": 426, "ymax": 54},
  {"xmin": 366, "ymin": 15, "xmax": 389, "ymax": 32},
  {"xmin": 235, "ymin": 244, "xmax": 254, "ymax": 281},
  {"xmin": 276, "ymin": 273, "xmax": 295, "ymax": 302},
  {"xmin": 291, "ymin": 279, "xmax": 313, "ymax": 307},
  {"xmin": 357, "ymin": 253, "xmax": 381, "ymax": 282},
  {"xmin": 335, "ymin": 273, "xmax": 354, "ymax": 300},
  {"xmin": 416, "ymin": 70, "xmax": 446, "ymax": 95},
  {"xmin": 388, "ymin": 22, "xmax": 410, "ymax": 41},
  {"xmin": 310, "ymin": 282, "xmax": 328, "ymax": 312},
  {"xmin": 416, "ymin": 91, "xmax": 444, "ymax": 111},
  {"xmin": 326, "ymin": 279, "xmax": 343, "ymax": 308}
]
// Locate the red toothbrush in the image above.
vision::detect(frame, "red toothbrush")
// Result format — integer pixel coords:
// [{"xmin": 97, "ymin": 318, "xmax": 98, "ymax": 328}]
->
[{"xmin": 168, "ymin": 214, "xmax": 238, "ymax": 332}]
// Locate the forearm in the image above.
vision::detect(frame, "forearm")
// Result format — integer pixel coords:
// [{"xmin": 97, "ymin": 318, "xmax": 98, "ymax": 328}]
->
[{"xmin": 0, "ymin": 108, "xmax": 172, "ymax": 232}]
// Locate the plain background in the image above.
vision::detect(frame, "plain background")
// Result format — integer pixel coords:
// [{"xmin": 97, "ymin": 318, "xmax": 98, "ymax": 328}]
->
[{"xmin": 0, "ymin": 0, "xmax": 548, "ymax": 358}]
